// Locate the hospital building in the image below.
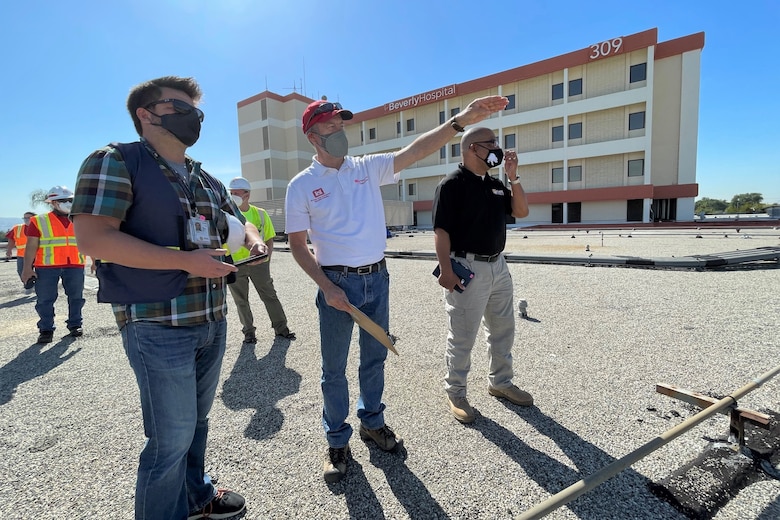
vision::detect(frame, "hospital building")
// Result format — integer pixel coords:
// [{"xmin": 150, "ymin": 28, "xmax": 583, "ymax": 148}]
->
[{"xmin": 236, "ymin": 28, "xmax": 705, "ymax": 230}]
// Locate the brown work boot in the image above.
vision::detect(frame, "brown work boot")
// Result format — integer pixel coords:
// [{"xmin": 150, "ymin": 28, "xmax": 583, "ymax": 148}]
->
[
  {"xmin": 323, "ymin": 444, "xmax": 350, "ymax": 483},
  {"xmin": 359, "ymin": 424, "xmax": 402, "ymax": 452},
  {"xmin": 488, "ymin": 384, "xmax": 534, "ymax": 406},
  {"xmin": 447, "ymin": 395, "xmax": 475, "ymax": 423}
]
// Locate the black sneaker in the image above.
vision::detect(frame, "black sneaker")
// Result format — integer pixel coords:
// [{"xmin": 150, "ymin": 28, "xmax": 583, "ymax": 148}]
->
[
  {"xmin": 359, "ymin": 424, "xmax": 402, "ymax": 452},
  {"xmin": 68, "ymin": 327, "xmax": 84, "ymax": 338},
  {"xmin": 323, "ymin": 444, "xmax": 350, "ymax": 483},
  {"xmin": 37, "ymin": 330, "xmax": 54, "ymax": 344},
  {"xmin": 187, "ymin": 488, "xmax": 246, "ymax": 519},
  {"xmin": 276, "ymin": 331, "xmax": 296, "ymax": 340},
  {"xmin": 243, "ymin": 334, "xmax": 257, "ymax": 344}
]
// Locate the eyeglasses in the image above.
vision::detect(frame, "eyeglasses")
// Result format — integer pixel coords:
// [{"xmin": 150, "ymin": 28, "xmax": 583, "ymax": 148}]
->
[
  {"xmin": 305, "ymin": 102, "xmax": 342, "ymax": 130},
  {"xmin": 145, "ymin": 98, "xmax": 205, "ymax": 122},
  {"xmin": 474, "ymin": 138, "xmax": 500, "ymax": 148},
  {"xmin": 55, "ymin": 198, "xmax": 74, "ymax": 203}
]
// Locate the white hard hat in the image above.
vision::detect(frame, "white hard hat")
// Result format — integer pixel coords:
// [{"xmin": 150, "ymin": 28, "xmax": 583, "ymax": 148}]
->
[
  {"xmin": 225, "ymin": 213, "xmax": 246, "ymax": 254},
  {"xmin": 228, "ymin": 177, "xmax": 251, "ymax": 191},
  {"xmin": 45, "ymin": 186, "xmax": 74, "ymax": 202}
]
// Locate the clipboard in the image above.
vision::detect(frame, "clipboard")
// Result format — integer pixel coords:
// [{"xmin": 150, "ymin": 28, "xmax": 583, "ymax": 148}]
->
[{"xmin": 348, "ymin": 304, "xmax": 399, "ymax": 355}]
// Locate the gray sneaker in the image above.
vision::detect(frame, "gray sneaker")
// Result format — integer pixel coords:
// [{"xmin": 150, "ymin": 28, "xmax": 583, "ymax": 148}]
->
[
  {"xmin": 359, "ymin": 424, "xmax": 402, "ymax": 452},
  {"xmin": 323, "ymin": 444, "xmax": 350, "ymax": 483}
]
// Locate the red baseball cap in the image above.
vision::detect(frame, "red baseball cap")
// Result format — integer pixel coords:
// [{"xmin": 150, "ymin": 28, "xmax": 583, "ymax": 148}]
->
[{"xmin": 302, "ymin": 100, "xmax": 353, "ymax": 134}]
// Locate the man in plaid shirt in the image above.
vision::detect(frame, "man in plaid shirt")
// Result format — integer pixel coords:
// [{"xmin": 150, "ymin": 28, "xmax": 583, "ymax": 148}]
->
[{"xmin": 72, "ymin": 76, "xmax": 264, "ymax": 520}]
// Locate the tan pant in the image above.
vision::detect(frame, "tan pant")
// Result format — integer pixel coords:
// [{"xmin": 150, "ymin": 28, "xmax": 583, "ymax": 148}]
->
[{"xmin": 228, "ymin": 261, "xmax": 290, "ymax": 337}]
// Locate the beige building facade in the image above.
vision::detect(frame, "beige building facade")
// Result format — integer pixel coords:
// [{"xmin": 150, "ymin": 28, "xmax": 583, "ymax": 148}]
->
[{"xmin": 237, "ymin": 28, "xmax": 704, "ymax": 230}]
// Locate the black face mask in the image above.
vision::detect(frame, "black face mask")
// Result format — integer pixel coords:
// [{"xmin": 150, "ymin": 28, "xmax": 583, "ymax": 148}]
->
[
  {"xmin": 151, "ymin": 110, "xmax": 202, "ymax": 147},
  {"xmin": 475, "ymin": 143, "xmax": 504, "ymax": 168},
  {"xmin": 146, "ymin": 99, "xmax": 204, "ymax": 147}
]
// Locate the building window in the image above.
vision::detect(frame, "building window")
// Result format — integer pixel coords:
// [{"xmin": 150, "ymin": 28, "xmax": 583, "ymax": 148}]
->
[
  {"xmin": 568, "ymin": 202, "xmax": 582, "ymax": 223},
  {"xmin": 630, "ymin": 63, "xmax": 647, "ymax": 83},
  {"xmin": 408, "ymin": 183, "xmax": 416, "ymax": 196},
  {"xmin": 396, "ymin": 121, "xmax": 401, "ymax": 134},
  {"xmin": 552, "ymin": 125, "xmax": 564, "ymax": 142},
  {"xmin": 398, "ymin": 185, "xmax": 403, "ymax": 198},
  {"xmin": 504, "ymin": 133, "xmax": 516, "ymax": 149},
  {"xmin": 552, "ymin": 83, "xmax": 563, "ymax": 100},
  {"xmin": 406, "ymin": 119, "xmax": 415, "ymax": 132},
  {"xmin": 440, "ymin": 146, "xmax": 446, "ymax": 159},
  {"xmin": 569, "ymin": 122, "xmax": 582, "ymax": 140},
  {"xmin": 264, "ymin": 158, "xmax": 271, "ymax": 180},
  {"xmin": 266, "ymin": 188, "xmax": 273, "ymax": 201},
  {"xmin": 439, "ymin": 111, "xmax": 445, "ymax": 124},
  {"xmin": 568, "ymin": 165, "xmax": 582, "ymax": 182},
  {"xmin": 451, "ymin": 143, "xmax": 460, "ymax": 157},
  {"xmin": 627, "ymin": 199, "xmax": 644, "ymax": 222},
  {"xmin": 262, "ymin": 126, "xmax": 269, "ymax": 149},
  {"xmin": 628, "ymin": 159, "xmax": 644, "ymax": 177},
  {"xmin": 505, "ymin": 94, "xmax": 516, "ymax": 110},
  {"xmin": 569, "ymin": 78, "xmax": 583, "ymax": 96},
  {"xmin": 369, "ymin": 127, "xmax": 376, "ymax": 140},
  {"xmin": 450, "ymin": 107, "xmax": 460, "ymax": 117},
  {"xmin": 552, "ymin": 203, "xmax": 563, "ymax": 223},
  {"xmin": 629, "ymin": 111, "xmax": 646, "ymax": 130},
  {"xmin": 552, "ymin": 167, "xmax": 563, "ymax": 183},
  {"xmin": 260, "ymin": 99, "xmax": 267, "ymax": 120}
]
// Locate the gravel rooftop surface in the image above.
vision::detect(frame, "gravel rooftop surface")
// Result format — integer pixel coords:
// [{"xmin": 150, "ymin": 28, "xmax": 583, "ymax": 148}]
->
[{"xmin": 1, "ymin": 228, "xmax": 779, "ymax": 519}]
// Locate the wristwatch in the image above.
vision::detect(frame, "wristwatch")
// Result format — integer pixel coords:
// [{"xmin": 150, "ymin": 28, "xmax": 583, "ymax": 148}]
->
[
  {"xmin": 450, "ymin": 117, "xmax": 465, "ymax": 133},
  {"xmin": 510, "ymin": 178, "xmax": 522, "ymax": 185}
]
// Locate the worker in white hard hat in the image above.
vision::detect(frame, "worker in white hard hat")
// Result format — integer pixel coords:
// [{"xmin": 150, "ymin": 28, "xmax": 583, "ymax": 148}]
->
[
  {"xmin": 21, "ymin": 185, "xmax": 86, "ymax": 344},
  {"xmin": 228, "ymin": 176, "xmax": 295, "ymax": 343}
]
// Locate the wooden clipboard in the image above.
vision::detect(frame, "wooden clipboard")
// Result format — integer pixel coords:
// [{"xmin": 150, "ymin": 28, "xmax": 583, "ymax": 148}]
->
[{"xmin": 348, "ymin": 304, "xmax": 399, "ymax": 355}]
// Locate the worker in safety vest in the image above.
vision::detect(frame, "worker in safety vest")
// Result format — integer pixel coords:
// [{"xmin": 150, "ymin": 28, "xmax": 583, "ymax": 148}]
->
[
  {"xmin": 5, "ymin": 211, "xmax": 36, "ymax": 280},
  {"xmin": 21, "ymin": 186, "xmax": 86, "ymax": 344}
]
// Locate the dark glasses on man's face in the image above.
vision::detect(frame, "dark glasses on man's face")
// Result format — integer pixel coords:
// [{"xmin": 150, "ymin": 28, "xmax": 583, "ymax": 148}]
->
[
  {"xmin": 145, "ymin": 98, "xmax": 205, "ymax": 122},
  {"xmin": 306, "ymin": 102, "xmax": 342, "ymax": 128}
]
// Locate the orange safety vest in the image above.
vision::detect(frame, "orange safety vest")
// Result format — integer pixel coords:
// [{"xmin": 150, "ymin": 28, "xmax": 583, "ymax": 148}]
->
[
  {"xmin": 32, "ymin": 213, "xmax": 85, "ymax": 266},
  {"xmin": 12, "ymin": 224, "xmax": 28, "ymax": 255}
]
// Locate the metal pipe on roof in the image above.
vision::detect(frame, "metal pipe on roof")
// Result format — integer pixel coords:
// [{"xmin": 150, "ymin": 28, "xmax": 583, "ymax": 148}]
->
[{"xmin": 517, "ymin": 364, "xmax": 780, "ymax": 520}]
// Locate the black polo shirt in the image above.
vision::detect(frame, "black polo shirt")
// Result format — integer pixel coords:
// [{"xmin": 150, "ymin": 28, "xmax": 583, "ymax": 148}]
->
[{"xmin": 432, "ymin": 165, "xmax": 512, "ymax": 256}]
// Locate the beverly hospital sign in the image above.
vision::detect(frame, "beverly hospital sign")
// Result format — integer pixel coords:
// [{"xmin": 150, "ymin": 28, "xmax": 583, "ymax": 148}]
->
[{"xmin": 384, "ymin": 85, "xmax": 457, "ymax": 113}]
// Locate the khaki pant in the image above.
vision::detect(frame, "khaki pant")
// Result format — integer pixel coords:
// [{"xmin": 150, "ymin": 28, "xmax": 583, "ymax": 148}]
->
[
  {"xmin": 228, "ymin": 261, "xmax": 290, "ymax": 337},
  {"xmin": 443, "ymin": 254, "xmax": 515, "ymax": 397}
]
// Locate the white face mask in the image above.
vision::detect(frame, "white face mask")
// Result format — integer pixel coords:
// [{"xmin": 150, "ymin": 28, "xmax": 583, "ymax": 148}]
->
[
  {"xmin": 231, "ymin": 194, "xmax": 244, "ymax": 207},
  {"xmin": 54, "ymin": 201, "xmax": 72, "ymax": 214}
]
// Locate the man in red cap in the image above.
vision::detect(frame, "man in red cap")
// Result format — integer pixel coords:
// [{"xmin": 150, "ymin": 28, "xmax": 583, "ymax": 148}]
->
[{"xmin": 285, "ymin": 94, "xmax": 509, "ymax": 483}]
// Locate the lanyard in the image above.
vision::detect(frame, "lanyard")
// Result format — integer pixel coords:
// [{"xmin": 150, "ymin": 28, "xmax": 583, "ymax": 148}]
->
[{"xmin": 141, "ymin": 140, "xmax": 201, "ymax": 218}]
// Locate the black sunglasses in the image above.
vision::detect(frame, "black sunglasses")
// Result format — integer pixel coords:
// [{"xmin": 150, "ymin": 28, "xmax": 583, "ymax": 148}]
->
[
  {"xmin": 305, "ymin": 102, "xmax": 342, "ymax": 129},
  {"xmin": 473, "ymin": 138, "xmax": 500, "ymax": 148},
  {"xmin": 145, "ymin": 98, "xmax": 205, "ymax": 122}
]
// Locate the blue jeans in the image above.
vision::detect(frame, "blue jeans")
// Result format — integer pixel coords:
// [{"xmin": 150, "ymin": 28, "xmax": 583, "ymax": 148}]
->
[
  {"xmin": 317, "ymin": 267, "xmax": 390, "ymax": 448},
  {"xmin": 121, "ymin": 319, "xmax": 226, "ymax": 520},
  {"xmin": 34, "ymin": 266, "xmax": 85, "ymax": 331}
]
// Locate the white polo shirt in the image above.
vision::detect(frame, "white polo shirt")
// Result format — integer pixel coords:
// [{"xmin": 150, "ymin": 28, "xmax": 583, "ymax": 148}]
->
[{"xmin": 285, "ymin": 153, "xmax": 397, "ymax": 267}]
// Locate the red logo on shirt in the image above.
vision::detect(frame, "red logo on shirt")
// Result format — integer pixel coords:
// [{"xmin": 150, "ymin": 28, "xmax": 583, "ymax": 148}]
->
[
  {"xmin": 354, "ymin": 177, "xmax": 369, "ymax": 184},
  {"xmin": 313, "ymin": 188, "xmax": 324, "ymax": 198}
]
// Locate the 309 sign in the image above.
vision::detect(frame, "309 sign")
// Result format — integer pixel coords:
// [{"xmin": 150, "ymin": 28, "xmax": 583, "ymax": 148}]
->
[{"xmin": 589, "ymin": 37, "xmax": 623, "ymax": 60}]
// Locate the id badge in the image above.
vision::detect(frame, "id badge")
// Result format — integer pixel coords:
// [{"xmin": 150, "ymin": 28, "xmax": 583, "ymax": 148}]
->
[{"xmin": 188, "ymin": 217, "xmax": 212, "ymax": 246}]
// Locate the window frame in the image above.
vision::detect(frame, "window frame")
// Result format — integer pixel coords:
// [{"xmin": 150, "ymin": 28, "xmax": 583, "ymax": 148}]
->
[
  {"xmin": 630, "ymin": 63, "xmax": 647, "ymax": 83},
  {"xmin": 552, "ymin": 83, "xmax": 563, "ymax": 100},
  {"xmin": 552, "ymin": 167, "xmax": 564, "ymax": 184},
  {"xmin": 628, "ymin": 158, "xmax": 645, "ymax": 177},
  {"xmin": 569, "ymin": 78, "xmax": 583, "ymax": 96},
  {"xmin": 629, "ymin": 111, "xmax": 646, "ymax": 131},
  {"xmin": 568, "ymin": 165, "xmax": 582, "ymax": 182},
  {"xmin": 552, "ymin": 125, "xmax": 564, "ymax": 142},
  {"xmin": 568, "ymin": 122, "xmax": 582, "ymax": 140}
]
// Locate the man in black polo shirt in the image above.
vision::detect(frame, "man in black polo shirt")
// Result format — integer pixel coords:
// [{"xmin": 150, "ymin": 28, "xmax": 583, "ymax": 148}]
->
[{"xmin": 432, "ymin": 126, "xmax": 531, "ymax": 423}]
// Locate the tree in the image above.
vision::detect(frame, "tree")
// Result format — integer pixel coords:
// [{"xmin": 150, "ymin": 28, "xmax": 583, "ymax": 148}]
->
[
  {"xmin": 695, "ymin": 197, "xmax": 727, "ymax": 215},
  {"xmin": 726, "ymin": 193, "xmax": 764, "ymax": 214},
  {"xmin": 29, "ymin": 189, "xmax": 48, "ymax": 210}
]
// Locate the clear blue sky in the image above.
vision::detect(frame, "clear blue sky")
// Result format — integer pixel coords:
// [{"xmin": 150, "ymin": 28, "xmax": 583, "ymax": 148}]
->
[{"xmin": 1, "ymin": 0, "xmax": 778, "ymax": 220}]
